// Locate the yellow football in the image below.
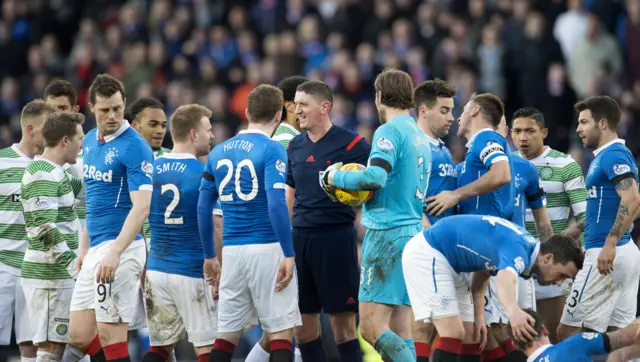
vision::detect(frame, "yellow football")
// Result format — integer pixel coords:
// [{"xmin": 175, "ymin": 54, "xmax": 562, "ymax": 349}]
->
[{"xmin": 334, "ymin": 163, "xmax": 375, "ymax": 207}]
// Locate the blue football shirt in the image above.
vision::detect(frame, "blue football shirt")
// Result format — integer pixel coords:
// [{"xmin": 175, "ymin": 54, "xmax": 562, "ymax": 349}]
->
[
  {"xmin": 457, "ymin": 129, "xmax": 515, "ymax": 219},
  {"xmin": 584, "ymin": 139, "xmax": 638, "ymax": 249},
  {"xmin": 201, "ymin": 130, "xmax": 288, "ymax": 247},
  {"xmin": 424, "ymin": 214, "xmax": 539, "ymax": 276},
  {"xmin": 82, "ymin": 122, "xmax": 154, "ymax": 247},
  {"xmin": 148, "ymin": 153, "xmax": 205, "ymax": 278},
  {"xmin": 424, "ymin": 135, "xmax": 457, "ymax": 225},
  {"xmin": 529, "ymin": 332, "xmax": 608, "ymax": 361},
  {"xmin": 511, "ymin": 155, "xmax": 546, "ymax": 228}
]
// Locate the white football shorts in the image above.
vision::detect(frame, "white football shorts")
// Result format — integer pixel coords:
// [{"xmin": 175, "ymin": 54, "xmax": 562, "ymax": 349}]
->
[
  {"xmin": 561, "ymin": 241, "xmax": 640, "ymax": 332},
  {"xmin": 145, "ymin": 270, "xmax": 218, "ymax": 347},
  {"xmin": 0, "ymin": 269, "xmax": 31, "ymax": 344},
  {"xmin": 70, "ymin": 239, "xmax": 146, "ymax": 324},
  {"xmin": 23, "ymin": 286, "xmax": 73, "ymax": 344},
  {"xmin": 218, "ymin": 243, "xmax": 301, "ymax": 333},
  {"xmin": 402, "ymin": 233, "xmax": 474, "ymax": 323}
]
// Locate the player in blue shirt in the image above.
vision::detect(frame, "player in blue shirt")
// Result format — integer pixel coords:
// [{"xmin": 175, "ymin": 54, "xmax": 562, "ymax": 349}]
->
[
  {"xmin": 67, "ymin": 74, "xmax": 154, "ymax": 362},
  {"xmin": 412, "ymin": 79, "xmax": 457, "ymax": 361},
  {"xmin": 428, "ymin": 94, "xmax": 514, "ymax": 219},
  {"xmin": 402, "ymin": 215, "xmax": 584, "ymax": 362},
  {"xmin": 141, "ymin": 104, "xmax": 216, "ymax": 362},
  {"xmin": 509, "ymin": 309, "xmax": 640, "ymax": 362},
  {"xmin": 197, "ymin": 85, "xmax": 300, "ymax": 362},
  {"xmin": 323, "ymin": 69, "xmax": 431, "ymax": 362},
  {"xmin": 558, "ymin": 96, "xmax": 640, "ymax": 341}
]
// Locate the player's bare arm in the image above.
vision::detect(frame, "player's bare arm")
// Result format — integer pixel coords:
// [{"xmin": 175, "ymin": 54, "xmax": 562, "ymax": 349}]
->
[
  {"xmin": 426, "ymin": 160, "xmax": 511, "ymax": 216},
  {"xmin": 96, "ymin": 189, "xmax": 151, "ymax": 284},
  {"xmin": 76, "ymin": 227, "xmax": 90, "ymax": 273},
  {"xmin": 495, "ymin": 269, "xmax": 537, "ymax": 342},
  {"xmin": 599, "ymin": 177, "xmax": 640, "ymax": 275},
  {"xmin": 532, "ymin": 207, "xmax": 553, "ymax": 242},
  {"xmin": 471, "ymin": 272, "xmax": 491, "ymax": 349},
  {"xmin": 605, "ymin": 322, "xmax": 640, "ymax": 361},
  {"xmin": 561, "ymin": 219, "xmax": 584, "ymax": 240},
  {"xmin": 285, "ymin": 186, "xmax": 295, "ymax": 220}
]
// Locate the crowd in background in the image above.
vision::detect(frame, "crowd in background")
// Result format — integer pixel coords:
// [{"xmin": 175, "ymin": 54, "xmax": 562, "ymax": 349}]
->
[
  {"xmin": 1, "ymin": 0, "xmax": 640, "ymax": 360},
  {"xmin": 1, "ymin": 0, "xmax": 640, "ymax": 167}
]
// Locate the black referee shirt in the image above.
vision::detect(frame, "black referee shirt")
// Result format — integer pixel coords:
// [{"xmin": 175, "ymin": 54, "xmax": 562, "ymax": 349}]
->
[{"xmin": 286, "ymin": 125, "xmax": 371, "ymax": 229}]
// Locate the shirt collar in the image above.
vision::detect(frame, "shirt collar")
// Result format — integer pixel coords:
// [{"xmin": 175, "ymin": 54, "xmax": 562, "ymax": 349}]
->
[
  {"xmin": 426, "ymin": 133, "xmax": 444, "ymax": 147},
  {"xmin": 238, "ymin": 129, "xmax": 270, "ymax": 138},
  {"xmin": 465, "ymin": 128, "xmax": 495, "ymax": 148},
  {"xmin": 592, "ymin": 138, "xmax": 625, "ymax": 157},
  {"xmin": 527, "ymin": 344, "xmax": 553, "ymax": 362},
  {"xmin": 160, "ymin": 152, "xmax": 196, "ymax": 160},
  {"xmin": 523, "ymin": 242, "xmax": 541, "ymax": 278},
  {"xmin": 11, "ymin": 144, "xmax": 32, "ymax": 160},
  {"xmin": 97, "ymin": 121, "xmax": 130, "ymax": 143},
  {"xmin": 528, "ymin": 146, "xmax": 551, "ymax": 163}
]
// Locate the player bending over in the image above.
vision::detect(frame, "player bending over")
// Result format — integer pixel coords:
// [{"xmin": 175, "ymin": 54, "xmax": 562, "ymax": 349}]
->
[
  {"xmin": 511, "ymin": 107, "xmax": 587, "ymax": 343},
  {"xmin": 557, "ymin": 96, "xmax": 640, "ymax": 341},
  {"xmin": 402, "ymin": 214, "xmax": 583, "ymax": 362},
  {"xmin": 322, "ymin": 69, "xmax": 431, "ymax": 362},
  {"xmin": 66, "ymin": 74, "xmax": 154, "ymax": 362},
  {"xmin": 412, "ymin": 79, "xmax": 458, "ymax": 361},
  {"xmin": 0, "ymin": 100, "xmax": 56, "ymax": 362},
  {"xmin": 198, "ymin": 84, "xmax": 301, "ymax": 362},
  {"xmin": 509, "ymin": 309, "xmax": 640, "ymax": 361},
  {"xmin": 142, "ymin": 104, "xmax": 216, "ymax": 362},
  {"xmin": 20, "ymin": 112, "xmax": 84, "ymax": 362}
]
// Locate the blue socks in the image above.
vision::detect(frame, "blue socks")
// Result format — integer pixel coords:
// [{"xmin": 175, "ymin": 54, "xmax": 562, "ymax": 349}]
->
[
  {"xmin": 405, "ymin": 338, "xmax": 416, "ymax": 360},
  {"xmin": 374, "ymin": 330, "xmax": 415, "ymax": 362}
]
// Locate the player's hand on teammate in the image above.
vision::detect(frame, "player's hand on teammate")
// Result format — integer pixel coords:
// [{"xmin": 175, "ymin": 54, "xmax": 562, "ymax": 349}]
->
[
  {"xmin": 96, "ymin": 249, "xmax": 121, "ymax": 284},
  {"xmin": 425, "ymin": 190, "xmax": 461, "ymax": 216},
  {"xmin": 203, "ymin": 257, "xmax": 221, "ymax": 287},
  {"xmin": 276, "ymin": 257, "xmax": 295, "ymax": 292},
  {"xmin": 321, "ymin": 162, "xmax": 343, "ymax": 202},
  {"xmin": 509, "ymin": 307, "xmax": 538, "ymax": 342},
  {"xmin": 597, "ymin": 244, "xmax": 616, "ymax": 275}
]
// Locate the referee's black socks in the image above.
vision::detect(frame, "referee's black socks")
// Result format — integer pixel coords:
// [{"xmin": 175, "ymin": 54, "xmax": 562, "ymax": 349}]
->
[
  {"xmin": 269, "ymin": 340, "xmax": 293, "ymax": 362},
  {"xmin": 337, "ymin": 339, "xmax": 363, "ymax": 361},
  {"xmin": 298, "ymin": 337, "xmax": 327, "ymax": 362}
]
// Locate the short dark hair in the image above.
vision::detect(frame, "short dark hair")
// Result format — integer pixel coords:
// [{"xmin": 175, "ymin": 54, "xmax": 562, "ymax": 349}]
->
[
  {"xmin": 471, "ymin": 93, "xmax": 505, "ymax": 128},
  {"xmin": 21, "ymin": 100, "xmax": 56, "ymax": 128},
  {"xmin": 540, "ymin": 234, "xmax": 584, "ymax": 271},
  {"xmin": 170, "ymin": 104, "xmax": 212, "ymax": 143},
  {"xmin": 414, "ymin": 78, "xmax": 457, "ymax": 114},
  {"xmin": 296, "ymin": 80, "xmax": 334, "ymax": 104},
  {"xmin": 126, "ymin": 97, "xmax": 164, "ymax": 122},
  {"xmin": 507, "ymin": 309, "xmax": 544, "ymax": 350},
  {"xmin": 44, "ymin": 79, "xmax": 77, "ymax": 106},
  {"xmin": 42, "ymin": 112, "xmax": 85, "ymax": 148},
  {"xmin": 574, "ymin": 95, "xmax": 621, "ymax": 130},
  {"xmin": 247, "ymin": 84, "xmax": 284, "ymax": 123},
  {"xmin": 374, "ymin": 69, "xmax": 414, "ymax": 110},
  {"xmin": 88, "ymin": 74, "xmax": 125, "ymax": 104},
  {"xmin": 278, "ymin": 76, "xmax": 309, "ymax": 120},
  {"xmin": 512, "ymin": 107, "xmax": 545, "ymax": 128}
]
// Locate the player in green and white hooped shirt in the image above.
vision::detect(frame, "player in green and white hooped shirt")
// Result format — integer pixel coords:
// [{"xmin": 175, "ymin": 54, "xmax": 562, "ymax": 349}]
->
[
  {"xmin": 511, "ymin": 107, "xmax": 587, "ymax": 343},
  {"xmin": 0, "ymin": 100, "xmax": 56, "ymax": 362},
  {"xmin": 246, "ymin": 75, "xmax": 309, "ymax": 362},
  {"xmin": 44, "ymin": 80, "xmax": 86, "ymax": 230},
  {"xmin": 21, "ymin": 112, "xmax": 85, "ymax": 360}
]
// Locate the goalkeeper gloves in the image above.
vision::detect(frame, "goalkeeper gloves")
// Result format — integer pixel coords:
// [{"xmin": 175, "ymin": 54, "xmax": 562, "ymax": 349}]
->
[{"xmin": 321, "ymin": 162, "xmax": 343, "ymax": 202}]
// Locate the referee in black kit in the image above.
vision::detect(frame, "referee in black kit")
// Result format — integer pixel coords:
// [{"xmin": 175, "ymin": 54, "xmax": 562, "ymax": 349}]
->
[{"xmin": 286, "ymin": 80, "xmax": 370, "ymax": 362}]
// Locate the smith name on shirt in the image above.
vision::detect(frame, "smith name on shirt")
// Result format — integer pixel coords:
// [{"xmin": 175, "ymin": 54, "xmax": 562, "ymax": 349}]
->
[{"xmin": 155, "ymin": 161, "xmax": 188, "ymax": 174}]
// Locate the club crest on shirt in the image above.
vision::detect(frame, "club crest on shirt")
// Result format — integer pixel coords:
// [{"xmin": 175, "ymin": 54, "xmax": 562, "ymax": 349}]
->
[
  {"xmin": 514, "ymin": 256, "xmax": 525, "ymax": 274},
  {"xmin": 613, "ymin": 164, "xmax": 631, "ymax": 175},
  {"xmin": 275, "ymin": 160, "xmax": 286, "ymax": 173},
  {"xmin": 377, "ymin": 137, "xmax": 394, "ymax": 150},
  {"xmin": 105, "ymin": 147, "xmax": 118, "ymax": 165},
  {"xmin": 581, "ymin": 332, "xmax": 598, "ymax": 340}
]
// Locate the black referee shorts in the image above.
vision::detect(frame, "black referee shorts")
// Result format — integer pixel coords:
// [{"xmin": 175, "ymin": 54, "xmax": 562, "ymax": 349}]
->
[{"xmin": 293, "ymin": 225, "xmax": 359, "ymax": 314}]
